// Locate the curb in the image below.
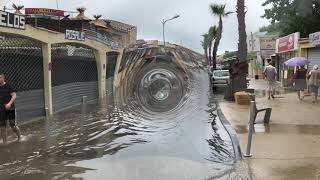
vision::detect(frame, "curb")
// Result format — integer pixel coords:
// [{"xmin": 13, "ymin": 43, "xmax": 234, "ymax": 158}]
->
[{"xmin": 217, "ymin": 104, "xmax": 243, "ymax": 162}]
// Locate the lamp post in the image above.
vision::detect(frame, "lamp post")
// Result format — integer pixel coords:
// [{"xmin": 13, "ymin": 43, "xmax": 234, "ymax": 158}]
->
[{"xmin": 162, "ymin": 14, "xmax": 180, "ymax": 48}]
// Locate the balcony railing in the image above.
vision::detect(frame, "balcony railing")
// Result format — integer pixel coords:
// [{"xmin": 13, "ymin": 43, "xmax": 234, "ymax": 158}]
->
[
  {"xmin": 83, "ymin": 29, "xmax": 122, "ymax": 49},
  {"xmin": 25, "ymin": 17, "xmax": 122, "ymax": 49}
]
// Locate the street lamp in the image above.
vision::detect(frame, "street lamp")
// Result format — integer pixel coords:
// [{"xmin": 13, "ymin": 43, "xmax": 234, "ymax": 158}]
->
[{"xmin": 162, "ymin": 14, "xmax": 180, "ymax": 48}]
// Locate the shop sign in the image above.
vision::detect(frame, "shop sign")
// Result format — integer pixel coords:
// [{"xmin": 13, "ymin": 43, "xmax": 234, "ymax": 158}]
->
[
  {"xmin": 260, "ymin": 37, "xmax": 276, "ymax": 50},
  {"xmin": 309, "ymin": 32, "xmax": 320, "ymax": 46},
  {"xmin": 65, "ymin": 29, "xmax": 85, "ymax": 41},
  {"xmin": 25, "ymin": 8, "xmax": 64, "ymax": 17},
  {"xmin": 276, "ymin": 32, "xmax": 300, "ymax": 53},
  {"xmin": 0, "ymin": 10, "xmax": 25, "ymax": 30}
]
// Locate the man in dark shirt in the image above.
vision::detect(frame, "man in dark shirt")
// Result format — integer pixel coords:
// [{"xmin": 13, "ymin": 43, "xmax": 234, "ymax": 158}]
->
[{"xmin": 0, "ymin": 73, "xmax": 21, "ymax": 143}]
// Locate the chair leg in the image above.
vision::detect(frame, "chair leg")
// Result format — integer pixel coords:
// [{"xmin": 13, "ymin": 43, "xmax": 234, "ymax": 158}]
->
[
  {"xmin": 253, "ymin": 113, "xmax": 258, "ymax": 124},
  {"xmin": 264, "ymin": 109, "xmax": 272, "ymax": 124}
]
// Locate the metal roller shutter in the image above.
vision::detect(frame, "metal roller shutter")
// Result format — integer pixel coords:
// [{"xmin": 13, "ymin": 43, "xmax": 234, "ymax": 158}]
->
[
  {"xmin": 308, "ymin": 48, "xmax": 320, "ymax": 68},
  {"xmin": 308, "ymin": 48, "xmax": 320, "ymax": 96}
]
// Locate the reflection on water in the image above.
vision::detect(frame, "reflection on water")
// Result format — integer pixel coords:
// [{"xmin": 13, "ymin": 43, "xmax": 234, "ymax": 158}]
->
[{"xmin": 0, "ymin": 47, "xmax": 238, "ymax": 180}]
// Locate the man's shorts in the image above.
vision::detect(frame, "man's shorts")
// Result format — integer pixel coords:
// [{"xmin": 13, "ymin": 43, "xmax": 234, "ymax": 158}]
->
[
  {"xmin": 267, "ymin": 80, "xmax": 276, "ymax": 91},
  {"xmin": 0, "ymin": 110, "xmax": 17, "ymax": 128}
]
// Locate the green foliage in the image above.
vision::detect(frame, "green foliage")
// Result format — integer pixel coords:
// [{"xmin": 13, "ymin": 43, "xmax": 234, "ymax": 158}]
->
[
  {"xmin": 223, "ymin": 51, "xmax": 237, "ymax": 59},
  {"xmin": 259, "ymin": 23, "xmax": 281, "ymax": 35},
  {"xmin": 208, "ymin": 26, "xmax": 218, "ymax": 45},
  {"xmin": 262, "ymin": 0, "xmax": 320, "ymax": 37},
  {"xmin": 201, "ymin": 33, "xmax": 209, "ymax": 50},
  {"xmin": 210, "ymin": 4, "xmax": 233, "ymax": 17}
]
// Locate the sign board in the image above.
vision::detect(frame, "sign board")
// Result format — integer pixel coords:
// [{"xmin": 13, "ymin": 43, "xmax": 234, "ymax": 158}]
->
[
  {"xmin": 261, "ymin": 50, "xmax": 275, "ymax": 59},
  {"xmin": 0, "ymin": 10, "xmax": 25, "ymax": 30},
  {"xmin": 30, "ymin": 14, "xmax": 60, "ymax": 20},
  {"xmin": 276, "ymin": 32, "xmax": 300, "ymax": 53},
  {"xmin": 65, "ymin": 29, "xmax": 85, "ymax": 41},
  {"xmin": 260, "ymin": 37, "xmax": 276, "ymax": 50},
  {"xmin": 309, "ymin": 32, "xmax": 320, "ymax": 46},
  {"xmin": 25, "ymin": 8, "xmax": 64, "ymax": 17}
]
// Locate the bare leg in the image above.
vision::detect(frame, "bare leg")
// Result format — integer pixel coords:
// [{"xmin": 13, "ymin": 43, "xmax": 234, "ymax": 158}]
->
[
  {"xmin": 11, "ymin": 126, "xmax": 21, "ymax": 142},
  {"xmin": 1, "ymin": 127, "xmax": 7, "ymax": 144},
  {"xmin": 272, "ymin": 89, "xmax": 275, "ymax": 99}
]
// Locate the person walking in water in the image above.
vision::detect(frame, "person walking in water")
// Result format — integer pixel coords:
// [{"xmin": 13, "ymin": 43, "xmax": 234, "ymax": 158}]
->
[
  {"xmin": 308, "ymin": 65, "xmax": 320, "ymax": 103},
  {"xmin": 293, "ymin": 65, "xmax": 308, "ymax": 100},
  {"xmin": 0, "ymin": 72, "xmax": 21, "ymax": 143},
  {"xmin": 263, "ymin": 61, "xmax": 277, "ymax": 100}
]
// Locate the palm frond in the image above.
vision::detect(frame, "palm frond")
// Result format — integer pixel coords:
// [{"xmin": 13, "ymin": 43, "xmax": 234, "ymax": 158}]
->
[
  {"xmin": 210, "ymin": 4, "xmax": 224, "ymax": 16},
  {"xmin": 208, "ymin": 26, "xmax": 218, "ymax": 40}
]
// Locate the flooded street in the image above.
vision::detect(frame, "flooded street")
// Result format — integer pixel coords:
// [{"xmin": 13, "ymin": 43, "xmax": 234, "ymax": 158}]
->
[{"xmin": 0, "ymin": 53, "xmax": 239, "ymax": 180}]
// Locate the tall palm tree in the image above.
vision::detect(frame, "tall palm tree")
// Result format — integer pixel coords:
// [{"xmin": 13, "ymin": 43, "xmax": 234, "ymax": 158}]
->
[
  {"xmin": 208, "ymin": 26, "xmax": 218, "ymax": 65},
  {"xmin": 225, "ymin": 0, "xmax": 248, "ymax": 101},
  {"xmin": 237, "ymin": 0, "xmax": 247, "ymax": 64},
  {"xmin": 201, "ymin": 34, "xmax": 209, "ymax": 64},
  {"xmin": 210, "ymin": 4, "xmax": 233, "ymax": 70}
]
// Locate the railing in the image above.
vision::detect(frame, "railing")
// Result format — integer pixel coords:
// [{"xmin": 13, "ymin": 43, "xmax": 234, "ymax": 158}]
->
[
  {"xmin": 25, "ymin": 17, "xmax": 123, "ymax": 49},
  {"xmin": 82, "ymin": 29, "xmax": 122, "ymax": 49}
]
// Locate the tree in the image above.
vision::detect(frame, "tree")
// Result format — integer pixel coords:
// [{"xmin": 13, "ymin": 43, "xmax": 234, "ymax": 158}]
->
[
  {"xmin": 259, "ymin": 22, "xmax": 281, "ymax": 35},
  {"xmin": 224, "ymin": 0, "xmax": 248, "ymax": 101},
  {"xmin": 208, "ymin": 26, "xmax": 218, "ymax": 63},
  {"xmin": 262, "ymin": 0, "xmax": 320, "ymax": 37},
  {"xmin": 200, "ymin": 26, "xmax": 218, "ymax": 66},
  {"xmin": 201, "ymin": 34, "xmax": 209, "ymax": 64},
  {"xmin": 210, "ymin": 4, "xmax": 233, "ymax": 70},
  {"xmin": 237, "ymin": 0, "xmax": 247, "ymax": 63}
]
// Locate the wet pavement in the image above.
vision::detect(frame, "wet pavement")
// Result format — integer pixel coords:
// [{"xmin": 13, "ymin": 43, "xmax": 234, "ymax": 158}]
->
[
  {"xmin": 0, "ymin": 51, "xmax": 248, "ymax": 179},
  {"xmin": 220, "ymin": 79, "xmax": 320, "ymax": 180}
]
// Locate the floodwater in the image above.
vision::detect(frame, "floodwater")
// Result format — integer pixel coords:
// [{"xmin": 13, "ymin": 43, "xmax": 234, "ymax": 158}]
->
[{"xmin": 0, "ymin": 49, "xmax": 243, "ymax": 180}]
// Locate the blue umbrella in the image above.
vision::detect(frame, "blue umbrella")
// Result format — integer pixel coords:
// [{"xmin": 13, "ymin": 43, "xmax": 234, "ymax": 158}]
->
[{"xmin": 284, "ymin": 57, "xmax": 311, "ymax": 67}]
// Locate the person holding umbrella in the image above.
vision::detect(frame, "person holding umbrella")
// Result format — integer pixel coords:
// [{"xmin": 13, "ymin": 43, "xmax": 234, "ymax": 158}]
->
[
  {"xmin": 285, "ymin": 57, "xmax": 311, "ymax": 100},
  {"xmin": 292, "ymin": 65, "xmax": 308, "ymax": 100}
]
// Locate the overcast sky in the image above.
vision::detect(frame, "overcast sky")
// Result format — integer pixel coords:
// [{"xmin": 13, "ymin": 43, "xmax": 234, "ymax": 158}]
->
[{"xmin": 2, "ymin": 0, "xmax": 270, "ymax": 54}]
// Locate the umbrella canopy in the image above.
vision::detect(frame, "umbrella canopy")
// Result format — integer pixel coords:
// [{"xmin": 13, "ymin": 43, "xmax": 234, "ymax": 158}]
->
[{"xmin": 284, "ymin": 57, "xmax": 311, "ymax": 67}]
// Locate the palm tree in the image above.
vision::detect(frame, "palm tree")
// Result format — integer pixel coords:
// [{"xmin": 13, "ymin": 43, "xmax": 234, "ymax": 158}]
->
[
  {"xmin": 210, "ymin": 4, "xmax": 233, "ymax": 70},
  {"xmin": 201, "ymin": 34, "xmax": 209, "ymax": 64},
  {"xmin": 208, "ymin": 26, "xmax": 218, "ymax": 65},
  {"xmin": 237, "ymin": 0, "xmax": 247, "ymax": 63},
  {"xmin": 224, "ymin": 0, "xmax": 248, "ymax": 101}
]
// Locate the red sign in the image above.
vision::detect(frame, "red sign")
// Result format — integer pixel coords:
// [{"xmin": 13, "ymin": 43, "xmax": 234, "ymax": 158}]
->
[
  {"xmin": 48, "ymin": 62, "xmax": 52, "ymax": 71},
  {"xmin": 25, "ymin": 8, "xmax": 64, "ymax": 17},
  {"xmin": 276, "ymin": 33, "xmax": 299, "ymax": 53}
]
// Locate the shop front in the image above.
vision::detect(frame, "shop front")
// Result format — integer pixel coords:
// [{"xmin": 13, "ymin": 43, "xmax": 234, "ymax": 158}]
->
[
  {"xmin": 275, "ymin": 32, "xmax": 300, "ymax": 87},
  {"xmin": 299, "ymin": 32, "xmax": 320, "ymax": 96}
]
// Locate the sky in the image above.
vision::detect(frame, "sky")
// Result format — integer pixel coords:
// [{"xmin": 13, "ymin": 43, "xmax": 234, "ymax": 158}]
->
[{"xmin": 1, "ymin": 0, "xmax": 270, "ymax": 54}]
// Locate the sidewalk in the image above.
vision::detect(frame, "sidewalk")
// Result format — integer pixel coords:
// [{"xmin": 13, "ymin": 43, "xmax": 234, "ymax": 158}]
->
[{"xmin": 220, "ymin": 79, "xmax": 320, "ymax": 180}]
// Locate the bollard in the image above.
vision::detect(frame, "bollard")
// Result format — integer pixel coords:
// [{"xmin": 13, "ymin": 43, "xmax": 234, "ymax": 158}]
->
[
  {"xmin": 244, "ymin": 101, "xmax": 255, "ymax": 157},
  {"xmin": 80, "ymin": 96, "xmax": 87, "ymax": 128}
]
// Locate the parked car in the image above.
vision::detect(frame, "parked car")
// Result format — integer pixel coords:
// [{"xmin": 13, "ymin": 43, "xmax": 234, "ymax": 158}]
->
[{"xmin": 212, "ymin": 70, "xmax": 230, "ymax": 88}]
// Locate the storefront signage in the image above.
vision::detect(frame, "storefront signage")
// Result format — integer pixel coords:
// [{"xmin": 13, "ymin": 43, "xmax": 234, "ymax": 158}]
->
[
  {"xmin": 309, "ymin": 32, "xmax": 320, "ymax": 46},
  {"xmin": 25, "ymin": 8, "xmax": 64, "ymax": 17},
  {"xmin": 260, "ymin": 37, "xmax": 276, "ymax": 50},
  {"xmin": 0, "ymin": 10, "xmax": 25, "ymax": 30},
  {"xmin": 276, "ymin": 32, "xmax": 300, "ymax": 53},
  {"xmin": 65, "ymin": 29, "xmax": 85, "ymax": 41}
]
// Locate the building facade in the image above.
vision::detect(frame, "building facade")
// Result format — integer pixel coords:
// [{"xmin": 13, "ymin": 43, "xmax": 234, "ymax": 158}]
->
[{"xmin": 247, "ymin": 32, "xmax": 278, "ymax": 79}]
